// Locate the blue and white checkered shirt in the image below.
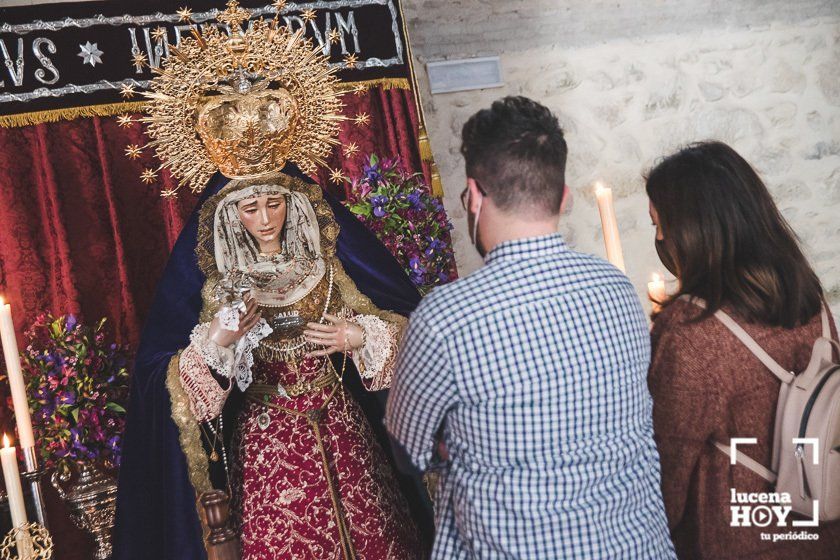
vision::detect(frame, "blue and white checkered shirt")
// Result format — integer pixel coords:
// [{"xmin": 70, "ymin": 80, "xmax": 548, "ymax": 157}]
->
[{"xmin": 386, "ymin": 233, "xmax": 676, "ymax": 559}]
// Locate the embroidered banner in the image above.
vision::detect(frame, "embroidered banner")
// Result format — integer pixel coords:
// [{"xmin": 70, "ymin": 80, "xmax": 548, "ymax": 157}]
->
[{"xmin": 0, "ymin": 0, "xmax": 413, "ymax": 126}]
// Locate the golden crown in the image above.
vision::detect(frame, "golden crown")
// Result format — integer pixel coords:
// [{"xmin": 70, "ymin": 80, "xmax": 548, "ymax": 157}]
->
[{"xmin": 126, "ymin": 1, "xmax": 345, "ymax": 196}]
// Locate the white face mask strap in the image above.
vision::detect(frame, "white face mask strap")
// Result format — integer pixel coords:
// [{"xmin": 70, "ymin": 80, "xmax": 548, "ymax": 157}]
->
[{"xmin": 472, "ymin": 194, "xmax": 483, "ymax": 247}]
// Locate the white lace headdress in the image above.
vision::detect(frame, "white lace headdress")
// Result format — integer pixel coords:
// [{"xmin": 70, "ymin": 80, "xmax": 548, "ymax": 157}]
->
[{"xmin": 213, "ymin": 181, "xmax": 327, "ymax": 307}]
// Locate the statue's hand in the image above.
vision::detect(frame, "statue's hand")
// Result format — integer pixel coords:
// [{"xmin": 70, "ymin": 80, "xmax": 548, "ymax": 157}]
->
[
  {"xmin": 304, "ymin": 313, "xmax": 363, "ymax": 357},
  {"xmin": 209, "ymin": 293, "xmax": 261, "ymax": 348}
]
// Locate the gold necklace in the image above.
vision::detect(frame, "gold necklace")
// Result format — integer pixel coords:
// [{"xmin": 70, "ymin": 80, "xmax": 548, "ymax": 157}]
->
[
  {"xmin": 200, "ymin": 419, "xmax": 221, "ymax": 462},
  {"xmin": 257, "ymin": 265, "xmax": 335, "ymax": 359}
]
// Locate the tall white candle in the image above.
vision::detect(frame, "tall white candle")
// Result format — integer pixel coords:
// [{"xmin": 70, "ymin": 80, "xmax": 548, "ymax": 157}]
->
[
  {"xmin": 0, "ymin": 298, "xmax": 35, "ymax": 449},
  {"xmin": 1, "ymin": 434, "xmax": 30, "ymax": 559},
  {"xmin": 594, "ymin": 182, "xmax": 626, "ymax": 273},
  {"xmin": 648, "ymin": 272, "xmax": 667, "ymax": 313}
]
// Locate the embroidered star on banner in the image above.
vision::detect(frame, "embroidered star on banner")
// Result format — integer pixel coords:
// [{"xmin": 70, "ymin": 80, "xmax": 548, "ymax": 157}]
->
[
  {"xmin": 78, "ymin": 42, "xmax": 104, "ymax": 67},
  {"xmin": 117, "ymin": 114, "xmax": 134, "ymax": 128},
  {"xmin": 301, "ymin": 9, "xmax": 317, "ymax": 23},
  {"xmin": 352, "ymin": 84, "xmax": 367, "ymax": 96},
  {"xmin": 272, "ymin": 0, "xmax": 287, "ymax": 12},
  {"xmin": 328, "ymin": 29, "xmax": 341, "ymax": 45},
  {"xmin": 343, "ymin": 142, "xmax": 359, "ymax": 159}
]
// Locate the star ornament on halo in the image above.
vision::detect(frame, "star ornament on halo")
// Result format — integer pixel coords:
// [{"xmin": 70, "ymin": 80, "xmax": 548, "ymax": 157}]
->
[
  {"xmin": 78, "ymin": 42, "xmax": 104, "ymax": 67},
  {"xmin": 150, "ymin": 27, "xmax": 168, "ymax": 43},
  {"xmin": 176, "ymin": 7, "xmax": 194, "ymax": 22},
  {"xmin": 125, "ymin": 145, "xmax": 143, "ymax": 159},
  {"xmin": 343, "ymin": 142, "xmax": 359, "ymax": 159},
  {"xmin": 117, "ymin": 114, "xmax": 134, "ymax": 128},
  {"xmin": 131, "ymin": 52, "xmax": 147, "ymax": 71},
  {"xmin": 140, "ymin": 168, "xmax": 158, "ymax": 184},
  {"xmin": 343, "ymin": 53, "xmax": 359, "ymax": 69},
  {"xmin": 353, "ymin": 112, "xmax": 371, "ymax": 127},
  {"xmin": 328, "ymin": 168, "xmax": 346, "ymax": 185},
  {"xmin": 120, "ymin": 83, "xmax": 137, "ymax": 99}
]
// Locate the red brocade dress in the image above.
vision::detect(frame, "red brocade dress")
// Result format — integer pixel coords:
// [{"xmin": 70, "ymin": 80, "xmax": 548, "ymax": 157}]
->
[
  {"xmin": 231, "ymin": 355, "xmax": 421, "ymax": 559},
  {"xmin": 178, "ymin": 271, "xmax": 422, "ymax": 559}
]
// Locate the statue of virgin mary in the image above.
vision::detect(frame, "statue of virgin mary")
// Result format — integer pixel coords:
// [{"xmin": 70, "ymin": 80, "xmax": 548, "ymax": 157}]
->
[{"xmin": 112, "ymin": 4, "xmax": 431, "ymax": 558}]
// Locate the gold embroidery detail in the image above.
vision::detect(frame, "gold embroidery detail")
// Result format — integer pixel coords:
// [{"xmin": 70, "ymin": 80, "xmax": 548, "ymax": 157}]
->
[
  {"xmin": 245, "ymin": 380, "xmax": 357, "ymax": 559},
  {"xmin": 165, "ymin": 352, "xmax": 213, "ymax": 495}
]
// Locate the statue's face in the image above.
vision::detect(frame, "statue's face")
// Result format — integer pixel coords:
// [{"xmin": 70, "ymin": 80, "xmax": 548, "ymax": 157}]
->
[{"xmin": 237, "ymin": 194, "xmax": 287, "ymax": 248}]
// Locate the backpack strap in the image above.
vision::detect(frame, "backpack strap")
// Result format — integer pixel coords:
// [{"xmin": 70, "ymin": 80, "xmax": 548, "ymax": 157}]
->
[
  {"xmin": 713, "ymin": 440, "xmax": 777, "ymax": 483},
  {"xmin": 820, "ymin": 302, "xmax": 830, "ymax": 339},
  {"xmin": 682, "ymin": 297, "xmax": 795, "ymax": 385}
]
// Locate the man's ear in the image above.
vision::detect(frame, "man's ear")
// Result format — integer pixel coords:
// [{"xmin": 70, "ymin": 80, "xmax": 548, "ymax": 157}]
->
[
  {"xmin": 559, "ymin": 184, "xmax": 573, "ymax": 215},
  {"xmin": 467, "ymin": 178, "xmax": 483, "ymax": 212}
]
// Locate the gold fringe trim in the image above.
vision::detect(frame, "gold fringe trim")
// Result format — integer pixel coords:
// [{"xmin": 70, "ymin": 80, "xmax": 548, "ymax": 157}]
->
[
  {"xmin": 0, "ymin": 101, "xmax": 146, "ymax": 128},
  {"xmin": 336, "ymin": 77, "xmax": 411, "ymax": 93},
  {"xmin": 165, "ymin": 352, "xmax": 213, "ymax": 496},
  {"xmin": 0, "ymin": 79, "xmax": 411, "ymax": 128}
]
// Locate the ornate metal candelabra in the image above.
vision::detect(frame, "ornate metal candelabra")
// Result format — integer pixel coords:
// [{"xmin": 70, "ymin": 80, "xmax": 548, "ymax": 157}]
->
[{"xmin": 0, "ymin": 522, "xmax": 53, "ymax": 560}]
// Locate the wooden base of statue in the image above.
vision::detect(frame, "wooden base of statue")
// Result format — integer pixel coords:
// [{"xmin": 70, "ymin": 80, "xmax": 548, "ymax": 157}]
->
[{"xmin": 199, "ymin": 491, "xmax": 240, "ymax": 560}]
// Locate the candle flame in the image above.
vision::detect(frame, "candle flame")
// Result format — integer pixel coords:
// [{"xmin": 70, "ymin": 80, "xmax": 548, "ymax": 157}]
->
[
  {"xmin": 594, "ymin": 181, "xmax": 606, "ymax": 195},
  {"xmin": 2, "ymin": 434, "xmax": 9, "ymax": 449},
  {"xmin": 652, "ymin": 272, "xmax": 662, "ymax": 283}
]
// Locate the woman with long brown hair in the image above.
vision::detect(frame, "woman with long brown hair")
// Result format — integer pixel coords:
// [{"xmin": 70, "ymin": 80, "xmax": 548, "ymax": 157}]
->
[{"xmin": 646, "ymin": 141, "xmax": 840, "ymax": 559}]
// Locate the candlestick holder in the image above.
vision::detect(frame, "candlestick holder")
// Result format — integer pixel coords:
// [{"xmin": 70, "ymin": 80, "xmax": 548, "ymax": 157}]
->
[
  {"xmin": 0, "ymin": 522, "xmax": 53, "ymax": 560},
  {"xmin": 19, "ymin": 449, "xmax": 47, "ymax": 531}
]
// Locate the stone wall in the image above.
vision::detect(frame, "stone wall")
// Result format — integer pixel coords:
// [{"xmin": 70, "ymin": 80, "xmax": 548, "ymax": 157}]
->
[{"xmin": 404, "ymin": 2, "xmax": 840, "ymax": 317}]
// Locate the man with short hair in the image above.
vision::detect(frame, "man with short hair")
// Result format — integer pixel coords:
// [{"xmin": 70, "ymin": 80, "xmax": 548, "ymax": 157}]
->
[{"xmin": 386, "ymin": 96, "xmax": 676, "ymax": 559}]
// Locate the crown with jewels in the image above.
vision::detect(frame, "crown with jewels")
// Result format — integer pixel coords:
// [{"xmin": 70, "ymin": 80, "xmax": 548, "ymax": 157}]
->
[{"xmin": 122, "ymin": 0, "xmax": 345, "ymax": 196}]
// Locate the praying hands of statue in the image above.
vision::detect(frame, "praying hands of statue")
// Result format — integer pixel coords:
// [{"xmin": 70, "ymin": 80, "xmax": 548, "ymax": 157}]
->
[
  {"xmin": 304, "ymin": 313, "xmax": 364, "ymax": 357},
  {"xmin": 209, "ymin": 292, "xmax": 261, "ymax": 348}
]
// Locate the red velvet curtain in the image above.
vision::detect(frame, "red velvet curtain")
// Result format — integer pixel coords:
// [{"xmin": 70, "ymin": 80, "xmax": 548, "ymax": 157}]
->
[{"xmin": 0, "ymin": 85, "xmax": 431, "ymax": 559}]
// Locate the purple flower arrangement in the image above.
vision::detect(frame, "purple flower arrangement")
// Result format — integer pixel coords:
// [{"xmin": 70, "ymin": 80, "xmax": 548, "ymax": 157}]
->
[
  {"xmin": 16, "ymin": 314, "xmax": 129, "ymax": 475},
  {"xmin": 345, "ymin": 155, "xmax": 457, "ymax": 293}
]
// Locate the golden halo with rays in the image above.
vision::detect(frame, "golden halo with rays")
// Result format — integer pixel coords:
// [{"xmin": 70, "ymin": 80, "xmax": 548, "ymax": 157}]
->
[{"xmin": 138, "ymin": 0, "xmax": 345, "ymax": 196}]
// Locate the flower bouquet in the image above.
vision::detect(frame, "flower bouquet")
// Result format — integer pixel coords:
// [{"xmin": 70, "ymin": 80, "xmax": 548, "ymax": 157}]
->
[
  {"xmin": 12, "ymin": 314, "xmax": 130, "ymax": 559},
  {"xmin": 18, "ymin": 314, "xmax": 129, "ymax": 477},
  {"xmin": 345, "ymin": 155, "xmax": 457, "ymax": 294}
]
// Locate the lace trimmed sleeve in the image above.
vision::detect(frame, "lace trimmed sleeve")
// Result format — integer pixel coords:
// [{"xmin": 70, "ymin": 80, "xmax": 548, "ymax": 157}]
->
[
  {"xmin": 350, "ymin": 313, "xmax": 403, "ymax": 391},
  {"xmin": 179, "ymin": 316, "xmax": 273, "ymax": 422},
  {"xmin": 178, "ymin": 344, "xmax": 231, "ymax": 423}
]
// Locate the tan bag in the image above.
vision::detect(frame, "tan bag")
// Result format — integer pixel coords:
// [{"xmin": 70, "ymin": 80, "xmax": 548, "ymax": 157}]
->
[{"xmin": 687, "ymin": 297, "xmax": 840, "ymax": 521}]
